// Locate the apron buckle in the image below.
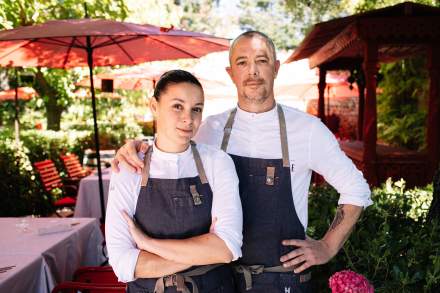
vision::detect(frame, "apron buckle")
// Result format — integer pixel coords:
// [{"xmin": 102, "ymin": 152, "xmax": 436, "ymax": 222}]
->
[
  {"xmin": 190, "ymin": 185, "xmax": 203, "ymax": 205},
  {"xmin": 266, "ymin": 167, "xmax": 275, "ymax": 186}
]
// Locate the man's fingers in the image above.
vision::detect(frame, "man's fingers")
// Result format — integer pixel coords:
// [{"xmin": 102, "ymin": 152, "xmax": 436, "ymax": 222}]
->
[
  {"xmin": 294, "ymin": 261, "xmax": 311, "ymax": 274},
  {"xmin": 139, "ymin": 142, "xmax": 149, "ymax": 153},
  {"xmin": 282, "ymin": 239, "xmax": 308, "ymax": 247},
  {"xmin": 127, "ymin": 141, "xmax": 145, "ymax": 169},
  {"xmin": 280, "ymin": 248, "xmax": 304, "ymax": 262},
  {"xmin": 282, "ymin": 254, "xmax": 307, "ymax": 269},
  {"xmin": 111, "ymin": 158, "xmax": 120, "ymax": 173}
]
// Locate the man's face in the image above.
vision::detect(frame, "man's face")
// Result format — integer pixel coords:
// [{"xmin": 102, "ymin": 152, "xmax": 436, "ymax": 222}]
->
[{"xmin": 226, "ymin": 36, "xmax": 280, "ymax": 106}]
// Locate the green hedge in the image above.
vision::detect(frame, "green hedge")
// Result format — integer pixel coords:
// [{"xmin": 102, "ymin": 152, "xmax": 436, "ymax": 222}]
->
[
  {"xmin": 0, "ymin": 123, "xmax": 143, "ymax": 216},
  {"xmin": 309, "ymin": 180, "xmax": 439, "ymax": 292}
]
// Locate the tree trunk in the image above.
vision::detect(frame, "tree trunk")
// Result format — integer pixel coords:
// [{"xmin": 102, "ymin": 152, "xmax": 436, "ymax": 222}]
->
[{"xmin": 34, "ymin": 69, "xmax": 64, "ymax": 131}]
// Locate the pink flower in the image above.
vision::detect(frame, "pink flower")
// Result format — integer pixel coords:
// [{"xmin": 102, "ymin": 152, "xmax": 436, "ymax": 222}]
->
[{"xmin": 329, "ymin": 270, "xmax": 374, "ymax": 293}]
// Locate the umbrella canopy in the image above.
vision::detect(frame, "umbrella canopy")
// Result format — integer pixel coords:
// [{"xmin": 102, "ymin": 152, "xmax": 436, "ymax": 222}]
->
[
  {"xmin": 0, "ymin": 18, "xmax": 229, "ymax": 221},
  {"xmin": 0, "ymin": 19, "xmax": 229, "ymax": 68},
  {"xmin": 0, "ymin": 87, "xmax": 37, "ymax": 101}
]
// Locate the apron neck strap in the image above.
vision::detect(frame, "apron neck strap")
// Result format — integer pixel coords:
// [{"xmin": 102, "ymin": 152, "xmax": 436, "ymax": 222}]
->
[
  {"xmin": 141, "ymin": 146, "xmax": 153, "ymax": 187},
  {"xmin": 221, "ymin": 108, "xmax": 237, "ymax": 152},
  {"xmin": 220, "ymin": 104, "xmax": 290, "ymax": 168},
  {"xmin": 141, "ymin": 141, "xmax": 209, "ymax": 187},
  {"xmin": 277, "ymin": 104, "xmax": 290, "ymax": 168},
  {"xmin": 190, "ymin": 141, "xmax": 208, "ymax": 184}
]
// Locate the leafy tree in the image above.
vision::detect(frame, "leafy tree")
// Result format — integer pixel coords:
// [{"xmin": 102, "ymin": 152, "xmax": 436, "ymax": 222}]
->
[
  {"xmin": 0, "ymin": 0, "xmax": 128, "ymax": 130},
  {"xmin": 238, "ymin": 0, "xmax": 350, "ymax": 50}
]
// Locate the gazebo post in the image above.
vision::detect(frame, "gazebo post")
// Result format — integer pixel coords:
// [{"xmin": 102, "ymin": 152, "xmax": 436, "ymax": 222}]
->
[
  {"xmin": 318, "ymin": 67, "xmax": 327, "ymax": 124},
  {"xmin": 357, "ymin": 68, "xmax": 365, "ymax": 141},
  {"xmin": 362, "ymin": 41, "xmax": 378, "ymax": 185},
  {"xmin": 427, "ymin": 44, "xmax": 440, "ymax": 179}
]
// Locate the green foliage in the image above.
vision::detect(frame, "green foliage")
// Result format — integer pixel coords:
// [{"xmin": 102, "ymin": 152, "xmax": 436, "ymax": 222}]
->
[
  {"xmin": 308, "ymin": 180, "xmax": 439, "ymax": 292},
  {"xmin": 0, "ymin": 130, "xmax": 52, "ymax": 216},
  {"xmin": 354, "ymin": 0, "xmax": 439, "ymax": 13},
  {"xmin": 377, "ymin": 57, "xmax": 428, "ymax": 150}
]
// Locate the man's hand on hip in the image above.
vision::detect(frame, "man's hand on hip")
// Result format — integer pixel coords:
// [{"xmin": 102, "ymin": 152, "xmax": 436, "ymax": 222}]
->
[{"xmin": 280, "ymin": 236, "xmax": 336, "ymax": 273}]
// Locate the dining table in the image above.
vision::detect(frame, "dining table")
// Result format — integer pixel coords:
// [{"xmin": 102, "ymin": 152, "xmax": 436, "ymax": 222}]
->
[
  {"xmin": 0, "ymin": 217, "xmax": 105, "ymax": 293},
  {"xmin": 74, "ymin": 167, "xmax": 112, "ymax": 219}
]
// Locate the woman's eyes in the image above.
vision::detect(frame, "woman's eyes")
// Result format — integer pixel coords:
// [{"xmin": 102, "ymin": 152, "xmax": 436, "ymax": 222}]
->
[
  {"xmin": 172, "ymin": 104, "xmax": 202, "ymax": 113},
  {"xmin": 192, "ymin": 107, "xmax": 203, "ymax": 113}
]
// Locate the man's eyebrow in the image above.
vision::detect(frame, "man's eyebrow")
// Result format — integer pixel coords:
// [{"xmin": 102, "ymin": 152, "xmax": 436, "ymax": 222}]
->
[{"xmin": 234, "ymin": 56, "xmax": 247, "ymax": 62}]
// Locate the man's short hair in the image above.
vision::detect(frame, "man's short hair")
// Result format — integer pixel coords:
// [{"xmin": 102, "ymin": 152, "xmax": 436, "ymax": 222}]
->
[{"xmin": 229, "ymin": 31, "xmax": 277, "ymax": 64}]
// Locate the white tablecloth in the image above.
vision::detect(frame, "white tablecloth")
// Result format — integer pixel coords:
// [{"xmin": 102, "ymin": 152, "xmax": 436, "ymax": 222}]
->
[
  {"xmin": 0, "ymin": 217, "xmax": 105, "ymax": 293},
  {"xmin": 74, "ymin": 168, "xmax": 111, "ymax": 218}
]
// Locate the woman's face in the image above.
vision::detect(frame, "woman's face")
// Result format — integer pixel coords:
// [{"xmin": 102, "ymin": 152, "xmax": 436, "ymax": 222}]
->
[{"xmin": 150, "ymin": 82, "xmax": 204, "ymax": 151}]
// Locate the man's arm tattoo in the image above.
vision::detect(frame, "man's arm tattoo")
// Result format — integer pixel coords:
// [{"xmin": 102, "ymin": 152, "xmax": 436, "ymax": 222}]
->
[{"xmin": 330, "ymin": 204, "xmax": 345, "ymax": 231}]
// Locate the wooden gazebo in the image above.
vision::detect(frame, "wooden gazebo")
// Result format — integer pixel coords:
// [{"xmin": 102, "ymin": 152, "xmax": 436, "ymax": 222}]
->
[{"xmin": 287, "ymin": 2, "xmax": 440, "ymax": 186}]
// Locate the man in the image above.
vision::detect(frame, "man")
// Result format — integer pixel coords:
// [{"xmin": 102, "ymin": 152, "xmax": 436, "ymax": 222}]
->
[{"xmin": 113, "ymin": 31, "xmax": 372, "ymax": 292}]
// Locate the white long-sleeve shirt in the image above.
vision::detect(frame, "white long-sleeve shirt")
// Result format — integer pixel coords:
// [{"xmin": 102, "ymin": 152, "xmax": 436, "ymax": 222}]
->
[
  {"xmin": 106, "ymin": 143, "xmax": 243, "ymax": 282},
  {"xmin": 194, "ymin": 104, "xmax": 373, "ymax": 230}
]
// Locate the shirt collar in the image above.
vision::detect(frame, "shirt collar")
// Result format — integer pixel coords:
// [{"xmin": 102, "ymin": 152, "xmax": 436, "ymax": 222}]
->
[
  {"xmin": 152, "ymin": 140, "xmax": 191, "ymax": 162},
  {"xmin": 235, "ymin": 103, "xmax": 277, "ymax": 121}
]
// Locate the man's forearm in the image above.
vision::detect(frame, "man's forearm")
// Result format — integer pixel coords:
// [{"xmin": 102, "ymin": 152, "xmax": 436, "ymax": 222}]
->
[
  {"xmin": 321, "ymin": 204, "xmax": 363, "ymax": 256},
  {"xmin": 134, "ymin": 250, "xmax": 191, "ymax": 278},
  {"xmin": 142, "ymin": 233, "xmax": 233, "ymax": 265}
]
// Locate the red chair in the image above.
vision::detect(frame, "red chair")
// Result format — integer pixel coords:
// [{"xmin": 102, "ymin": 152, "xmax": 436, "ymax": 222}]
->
[
  {"xmin": 51, "ymin": 281, "xmax": 125, "ymax": 293},
  {"xmin": 73, "ymin": 266, "xmax": 122, "ymax": 285},
  {"xmin": 34, "ymin": 160, "xmax": 77, "ymax": 216},
  {"xmin": 60, "ymin": 153, "xmax": 91, "ymax": 181}
]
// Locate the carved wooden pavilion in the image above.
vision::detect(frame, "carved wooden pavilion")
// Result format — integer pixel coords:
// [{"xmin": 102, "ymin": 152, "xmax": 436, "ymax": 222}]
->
[{"xmin": 286, "ymin": 2, "xmax": 440, "ymax": 186}]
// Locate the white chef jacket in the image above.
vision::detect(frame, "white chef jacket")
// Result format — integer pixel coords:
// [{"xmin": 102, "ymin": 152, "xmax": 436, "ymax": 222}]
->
[
  {"xmin": 106, "ymin": 143, "xmax": 243, "ymax": 282},
  {"xmin": 194, "ymin": 104, "xmax": 373, "ymax": 230}
]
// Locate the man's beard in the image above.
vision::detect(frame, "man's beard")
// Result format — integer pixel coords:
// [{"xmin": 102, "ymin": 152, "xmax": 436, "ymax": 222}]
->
[
  {"xmin": 242, "ymin": 79, "xmax": 269, "ymax": 104},
  {"xmin": 242, "ymin": 89, "xmax": 269, "ymax": 104}
]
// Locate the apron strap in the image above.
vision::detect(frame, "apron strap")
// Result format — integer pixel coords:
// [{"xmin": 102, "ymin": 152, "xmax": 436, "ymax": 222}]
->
[
  {"xmin": 220, "ymin": 105, "xmax": 290, "ymax": 168},
  {"xmin": 141, "ymin": 142, "xmax": 208, "ymax": 186},
  {"xmin": 190, "ymin": 141, "xmax": 208, "ymax": 185},
  {"xmin": 154, "ymin": 264, "xmax": 222, "ymax": 293},
  {"xmin": 277, "ymin": 104, "xmax": 290, "ymax": 168},
  {"xmin": 234, "ymin": 264, "xmax": 311, "ymax": 290},
  {"xmin": 220, "ymin": 108, "xmax": 237, "ymax": 152},
  {"xmin": 141, "ymin": 146, "xmax": 153, "ymax": 187}
]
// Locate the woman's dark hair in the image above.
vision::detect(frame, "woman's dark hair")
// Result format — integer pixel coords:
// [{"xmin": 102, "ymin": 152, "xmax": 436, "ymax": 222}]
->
[{"xmin": 153, "ymin": 69, "xmax": 203, "ymax": 100}]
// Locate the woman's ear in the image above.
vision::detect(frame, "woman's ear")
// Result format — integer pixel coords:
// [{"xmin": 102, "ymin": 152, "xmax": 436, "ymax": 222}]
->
[{"xmin": 149, "ymin": 97, "xmax": 158, "ymax": 118}]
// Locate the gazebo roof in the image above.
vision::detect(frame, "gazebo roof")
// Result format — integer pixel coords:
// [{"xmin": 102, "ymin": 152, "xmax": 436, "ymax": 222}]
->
[{"xmin": 286, "ymin": 2, "xmax": 440, "ymax": 69}]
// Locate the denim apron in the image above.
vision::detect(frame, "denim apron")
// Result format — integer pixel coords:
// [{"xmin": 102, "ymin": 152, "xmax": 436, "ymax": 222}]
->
[
  {"xmin": 221, "ymin": 105, "xmax": 312, "ymax": 293},
  {"xmin": 127, "ymin": 142, "xmax": 235, "ymax": 293}
]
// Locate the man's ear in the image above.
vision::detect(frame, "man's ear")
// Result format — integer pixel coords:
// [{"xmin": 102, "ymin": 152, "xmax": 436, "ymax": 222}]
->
[
  {"xmin": 274, "ymin": 60, "xmax": 281, "ymax": 78},
  {"xmin": 225, "ymin": 66, "xmax": 233, "ymax": 80},
  {"xmin": 149, "ymin": 97, "xmax": 158, "ymax": 118}
]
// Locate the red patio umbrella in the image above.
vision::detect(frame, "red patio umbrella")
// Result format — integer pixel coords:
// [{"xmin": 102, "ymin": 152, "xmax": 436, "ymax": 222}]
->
[
  {"xmin": 0, "ymin": 86, "xmax": 37, "ymax": 101},
  {"xmin": 0, "ymin": 17, "xmax": 229, "ymax": 221}
]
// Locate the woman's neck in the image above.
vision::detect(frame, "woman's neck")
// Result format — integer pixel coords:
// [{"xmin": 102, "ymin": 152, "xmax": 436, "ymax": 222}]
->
[{"xmin": 155, "ymin": 135, "xmax": 189, "ymax": 153}]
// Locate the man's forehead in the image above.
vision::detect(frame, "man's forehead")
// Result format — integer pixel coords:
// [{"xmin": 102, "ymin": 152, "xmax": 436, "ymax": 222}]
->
[{"xmin": 230, "ymin": 36, "xmax": 273, "ymax": 59}]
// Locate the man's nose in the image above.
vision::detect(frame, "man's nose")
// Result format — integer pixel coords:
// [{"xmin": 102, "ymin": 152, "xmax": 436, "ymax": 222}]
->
[{"xmin": 249, "ymin": 62, "xmax": 259, "ymax": 77}]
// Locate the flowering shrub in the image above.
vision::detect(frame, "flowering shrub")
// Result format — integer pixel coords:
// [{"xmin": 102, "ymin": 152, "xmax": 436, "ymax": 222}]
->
[{"xmin": 329, "ymin": 270, "xmax": 374, "ymax": 293}]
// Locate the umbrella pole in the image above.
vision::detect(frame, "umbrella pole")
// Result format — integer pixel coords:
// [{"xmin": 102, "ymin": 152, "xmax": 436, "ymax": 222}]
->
[
  {"xmin": 86, "ymin": 37, "xmax": 106, "ymax": 223},
  {"xmin": 14, "ymin": 68, "xmax": 20, "ymax": 144}
]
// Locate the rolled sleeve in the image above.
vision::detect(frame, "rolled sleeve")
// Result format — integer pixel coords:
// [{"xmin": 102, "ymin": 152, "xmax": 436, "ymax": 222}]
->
[
  {"xmin": 209, "ymin": 150, "xmax": 243, "ymax": 260},
  {"xmin": 308, "ymin": 119, "xmax": 373, "ymax": 208},
  {"xmin": 105, "ymin": 168, "xmax": 142, "ymax": 282}
]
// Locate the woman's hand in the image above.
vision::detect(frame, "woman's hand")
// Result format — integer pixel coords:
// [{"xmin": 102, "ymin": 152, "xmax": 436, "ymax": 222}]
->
[{"xmin": 122, "ymin": 210, "xmax": 151, "ymax": 251}]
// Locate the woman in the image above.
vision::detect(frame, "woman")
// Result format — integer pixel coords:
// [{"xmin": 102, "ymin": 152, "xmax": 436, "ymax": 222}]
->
[{"xmin": 106, "ymin": 70, "xmax": 243, "ymax": 293}]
